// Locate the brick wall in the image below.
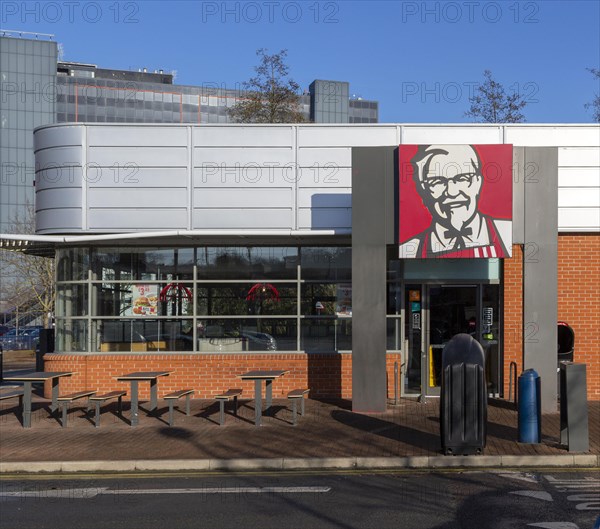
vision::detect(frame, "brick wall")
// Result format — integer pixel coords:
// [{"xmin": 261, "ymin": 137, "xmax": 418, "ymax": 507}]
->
[
  {"xmin": 557, "ymin": 234, "xmax": 600, "ymax": 400},
  {"xmin": 503, "ymin": 235, "xmax": 600, "ymax": 400},
  {"xmin": 502, "ymin": 244, "xmax": 523, "ymax": 400},
  {"xmin": 43, "ymin": 352, "xmax": 404, "ymax": 401}
]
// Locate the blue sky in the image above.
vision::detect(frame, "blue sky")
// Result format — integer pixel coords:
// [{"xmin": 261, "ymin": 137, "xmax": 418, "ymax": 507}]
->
[{"xmin": 3, "ymin": 0, "xmax": 599, "ymax": 122}]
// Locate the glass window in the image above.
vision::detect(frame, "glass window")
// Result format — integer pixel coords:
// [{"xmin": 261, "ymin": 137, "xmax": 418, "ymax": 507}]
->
[
  {"xmin": 197, "ymin": 318, "xmax": 296, "ymax": 351},
  {"xmin": 57, "ymin": 285, "xmax": 88, "ymax": 316},
  {"xmin": 301, "ymin": 318, "xmax": 351, "ymax": 351},
  {"xmin": 92, "ymin": 248, "xmax": 194, "ymax": 281},
  {"xmin": 300, "ymin": 247, "xmax": 351, "ymax": 280},
  {"xmin": 57, "ymin": 248, "xmax": 89, "ymax": 281},
  {"xmin": 56, "ymin": 319, "xmax": 88, "ymax": 352},
  {"xmin": 197, "ymin": 247, "xmax": 297, "ymax": 279},
  {"xmin": 197, "ymin": 283, "xmax": 296, "ymax": 316}
]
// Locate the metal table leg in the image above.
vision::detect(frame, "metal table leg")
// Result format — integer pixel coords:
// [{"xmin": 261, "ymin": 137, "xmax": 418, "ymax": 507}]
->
[
  {"xmin": 23, "ymin": 381, "xmax": 32, "ymax": 428},
  {"xmin": 254, "ymin": 379, "xmax": 262, "ymax": 426},
  {"xmin": 50, "ymin": 378, "xmax": 60, "ymax": 413},
  {"xmin": 265, "ymin": 379, "xmax": 273, "ymax": 414},
  {"xmin": 149, "ymin": 379, "xmax": 158, "ymax": 412},
  {"xmin": 130, "ymin": 380, "xmax": 139, "ymax": 427}
]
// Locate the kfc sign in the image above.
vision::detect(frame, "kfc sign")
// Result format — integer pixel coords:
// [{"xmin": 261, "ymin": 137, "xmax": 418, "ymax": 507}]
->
[{"xmin": 398, "ymin": 144, "xmax": 513, "ymax": 259}]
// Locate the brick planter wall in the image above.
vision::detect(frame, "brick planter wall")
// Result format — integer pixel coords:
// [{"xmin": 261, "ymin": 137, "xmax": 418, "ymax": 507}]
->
[{"xmin": 42, "ymin": 352, "xmax": 404, "ymax": 401}]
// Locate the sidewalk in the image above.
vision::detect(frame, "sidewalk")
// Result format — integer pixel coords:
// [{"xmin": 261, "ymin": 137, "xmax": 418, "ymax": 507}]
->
[{"xmin": 1, "ymin": 386, "xmax": 598, "ymax": 473}]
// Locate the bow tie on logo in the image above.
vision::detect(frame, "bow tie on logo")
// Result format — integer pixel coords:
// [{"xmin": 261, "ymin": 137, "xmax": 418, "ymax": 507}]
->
[{"xmin": 443, "ymin": 227, "xmax": 473, "ymax": 249}]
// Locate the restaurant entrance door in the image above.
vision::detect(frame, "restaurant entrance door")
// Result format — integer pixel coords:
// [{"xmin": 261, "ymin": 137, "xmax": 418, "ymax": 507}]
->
[{"xmin": 402, "ymin": 284, "xmax": 500, "ymax": 399}]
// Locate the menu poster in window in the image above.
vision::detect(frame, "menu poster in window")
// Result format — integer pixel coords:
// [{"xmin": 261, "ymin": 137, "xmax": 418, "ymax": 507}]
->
[
  {"xmin": 335, "ymin": 284, "xmax": 352, "ymax": 316},
  {"xmin": 130, "ymin": 284, "xmax": 158, "ymax": 316}
]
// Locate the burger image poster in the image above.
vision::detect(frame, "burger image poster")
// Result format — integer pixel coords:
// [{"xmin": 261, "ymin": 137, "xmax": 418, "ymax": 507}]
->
[{"xmin": 130, "ymin": 284, "xmax": 158, "ymax": 316}]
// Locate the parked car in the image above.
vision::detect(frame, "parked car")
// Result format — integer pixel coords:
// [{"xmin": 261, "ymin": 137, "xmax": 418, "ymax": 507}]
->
[
  {"xmin": 0, "ymin": 325, "xmax": 11, "ymax": 336},
  {"xmin": 0, "ymin": 326, "xmax": 43, "ymax": 350}
]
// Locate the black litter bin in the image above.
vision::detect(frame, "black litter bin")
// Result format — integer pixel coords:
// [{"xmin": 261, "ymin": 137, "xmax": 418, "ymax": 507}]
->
[
  {"xmin": 440, "ymin": 333, "xmax": 487, "ymax": 455},
  {"xmin": 557, "ymin": 322, "xmax": 574, "ymax": 363}
]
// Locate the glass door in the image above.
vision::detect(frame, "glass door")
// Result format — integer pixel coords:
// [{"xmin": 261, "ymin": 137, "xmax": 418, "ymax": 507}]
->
[{"xmin": 425, "ymin": 285, "xmax": 478, "ymax": 397}]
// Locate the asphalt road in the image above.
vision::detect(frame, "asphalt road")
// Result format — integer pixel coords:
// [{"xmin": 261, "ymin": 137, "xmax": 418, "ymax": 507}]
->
[{"xmin": 1, "ymin": 469, "xmax": 598, "ymax": 529}]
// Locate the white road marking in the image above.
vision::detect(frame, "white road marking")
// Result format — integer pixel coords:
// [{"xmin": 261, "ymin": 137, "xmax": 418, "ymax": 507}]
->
[
  {"xmin": 509, "ymin": 490, "xmax": 554, "ymax": 501},
  {"xmin": 497, "ymin": 472, "xmax": 540, "ymax": 483},
  {"xmin": 527, "ymin": 522, "xmax": 579, "ymax": 529},
  {"xmin": 544, "ymin": 475, "xmax": 600, "ymax": 511},
  {"xmin": 0, "ymin": 486, "xmax": 331, "ymax": 499}
]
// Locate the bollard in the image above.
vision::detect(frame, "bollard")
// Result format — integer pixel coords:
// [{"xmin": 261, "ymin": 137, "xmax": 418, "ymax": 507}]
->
[{"xmin": 518, "ymin": 369, "xmax": 541, "ymax": 443}]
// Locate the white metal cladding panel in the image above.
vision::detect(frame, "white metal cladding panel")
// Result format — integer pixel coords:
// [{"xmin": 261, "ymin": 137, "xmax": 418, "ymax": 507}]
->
[
  {"xmin": 558, "ymin": 208, "xmax": 600, "ymax": 230},
  {"xmin": 193, "ymin": 147, "xmax": 294, "ymax": 166},
  {"xmin": 558, "ymin": 168, "xmax": 600, "ymax": 187},
  {"xmin": 298, "ymin": 188, "xmax": 352, "ymax": 209},
  {"xmin": 559, "ymin": 188, "xmax": 600, "ymax": 207},
  {"xmin": 297, "ymin": 167, "xmax": 352, "ymax": 188},
  {"xmin": 505, "ymin": 126, "xmax": 600, "ymax": 147},
  {"xmin": 298, "ymin": 208, "xmax": 351, "ymax": 229},
  {"xmin": 558, "ymin": 147, "xmax": 600, "ymax": 166},
  {"xmin": 193, "ymin": 167, "xmax": 294, "ymax": 188},
  {"xmin": 34, "ymin": 125, "xmax": 82, "ymax": 151},
  {"xmin": 297, "ymin": 147, "xmax": 352, "ymax": 166},
  {"xmin": 87, "ymin": 125, "xmax": 188, "ymax": 147},
  {"xmin": 88, "ymin": 209, "xmax": 188, "ymax": 230},
  {"xmin": 87, "ymin": 146, "xmax": 188, "ymax": 167},
  {"xmin": 193, "ymin": 188, "xmax": 292, "ymax": 208},
  {"xmin": 193, "ymin": 126, "xmax": 294, "ymax": 147},
  {"xmin": 36, "ymin": 188, "xmax": 82, "ymax": 210},
  {"xmin": 36, "ymin": 208, "xmax": 82, "ymax": 232},
  {"xmin": 402, "ymin": 126, "xmax": 503, "ymax": 144},
  {"xmin": 35, "ymin": 146, "xmax": 82, "ymax": 174},
  {"xmin": 298, "ymin": 126, "xmax": 398, "ymax": 147},
  {"xmin": 88, "ymin": 188, "xmax": 189, "ymax": 208},
  {"xmin": 87, "ymin": 167, "xmax": 188, "ymax": 188},
  {"xmin": 193, "ymin": 208, "xmax": 293, "ymax": 229},
  {"xmin": 36, "ymin": 165, "xmax": 83, "ymax": 190}
]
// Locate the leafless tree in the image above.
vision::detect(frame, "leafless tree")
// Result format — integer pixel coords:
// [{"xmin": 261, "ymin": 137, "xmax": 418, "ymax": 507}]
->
[{"xmin": 228, "ymin": 49, "xmax": 306, "ymax": 124}]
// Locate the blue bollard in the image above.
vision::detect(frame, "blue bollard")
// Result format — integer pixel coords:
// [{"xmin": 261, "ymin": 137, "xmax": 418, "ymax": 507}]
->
[{"xmin": 518, "ymin": 369, "xmax": 541, "ymax": 443}]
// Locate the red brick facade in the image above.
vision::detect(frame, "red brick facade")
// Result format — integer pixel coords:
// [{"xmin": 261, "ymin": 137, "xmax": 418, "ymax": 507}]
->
[
  {"xmin": 557, "ymin": 234, "xmax": 600, "ymax": 400},
  {"xmin": 502, "ymin": 234, "xmax": 600, "ymax": 400}
]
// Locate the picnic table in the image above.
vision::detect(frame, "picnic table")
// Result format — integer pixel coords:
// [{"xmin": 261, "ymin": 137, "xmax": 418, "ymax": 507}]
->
[
  {"xmin": 237, "ymin": 370, "xmax": 289, "ymax": 426},
  {"xmin": 3, "ymin": 371, "xmax": 74, "ymax": 427},
  {"xmin": 115, "ymin": 371, "xmax": 171, "ymax": 427}
]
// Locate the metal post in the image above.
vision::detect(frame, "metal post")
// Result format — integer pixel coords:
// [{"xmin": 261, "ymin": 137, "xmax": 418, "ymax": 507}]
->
[
  {"xmin": 394, "ymin": 361, "xmax": 399, "ymax": 405},
  {"xmin": 254, "ymin": 379, "xmax": 262, "ymax": 426},
  {"xmin": 130, "ymin": 380, "xmax": 139, "ymax": 427}
]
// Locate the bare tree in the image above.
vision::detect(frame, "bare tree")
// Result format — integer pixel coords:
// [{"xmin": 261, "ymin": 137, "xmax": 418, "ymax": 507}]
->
[
  {"xmin": 228, "ymin": 49, "xmax": 306, "ymax": 124},
  {"xmin": 464, "ymin": 70, "xmax": 527, "ymax": 123},
  {"xmin": 0, "ymin": 204, "xmax": 55, "ymax": 328},
  {"xmin": 584, "ymin": 68, "xmax": 600, "ymax": 122}
]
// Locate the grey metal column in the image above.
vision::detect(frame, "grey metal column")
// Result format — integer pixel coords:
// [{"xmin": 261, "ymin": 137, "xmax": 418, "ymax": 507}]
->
[
  {"xmin": 130, "ymin": 380, "xmax": 139, "ymax": 427},
  {"xmin": 149, "ymin": 379, "xmax": 158, "ymax": 412},
  {"xmin": 351, "ymin": 147, "xmax": 395, "ymax": 412},
  {"xmin": 50, "ymin": 378, "xmax": 60, "ymax": 412},
  {"xmin": 254, "ymin": 380, "xmax": 262, "ymax": 426},
  {"xmin": 23, "ymin": 381, "xmax": 32, "ymax": 428},
  {"xmin": 523, "ymin": 147, "xmax": 558, "ymax": 413}
]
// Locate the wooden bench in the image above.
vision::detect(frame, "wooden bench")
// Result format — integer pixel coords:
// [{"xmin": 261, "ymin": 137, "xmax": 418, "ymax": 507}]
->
[
  {"xmin": 88, "ymin": 391, "xmax": 127, "ymax": 427},
  {"xmin": 0, "ymin": 390, "xmax": 24, "ymax": 420},
  {"xmin": 57, "ymin": 390, "xmax": 96, "ymax": 427},
  {"xmin": 164, "ymin": 389, "xmax": 194, "ymax": 427},
  {"xmin": 214, "ymin": 389, "xmax": 243, "ymax": 425},
  {"xmin": 287, "ymin": 389, "xmax": 310, "ymax": 425}
]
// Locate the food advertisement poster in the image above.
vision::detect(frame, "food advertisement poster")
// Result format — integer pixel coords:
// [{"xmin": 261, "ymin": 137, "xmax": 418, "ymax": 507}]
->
[
  {"xmin": 130, "ymin": 284, "xmax": 158, "ymax": 316},
  {"xmin": 335, "ymin": 284, "xmax": 352, "ymax": 316}
]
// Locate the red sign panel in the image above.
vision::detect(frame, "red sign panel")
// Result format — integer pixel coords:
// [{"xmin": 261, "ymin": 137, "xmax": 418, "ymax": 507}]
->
[{"xmin": 398, "ymin": 144, "xmax": 513, "ymax": 259}]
